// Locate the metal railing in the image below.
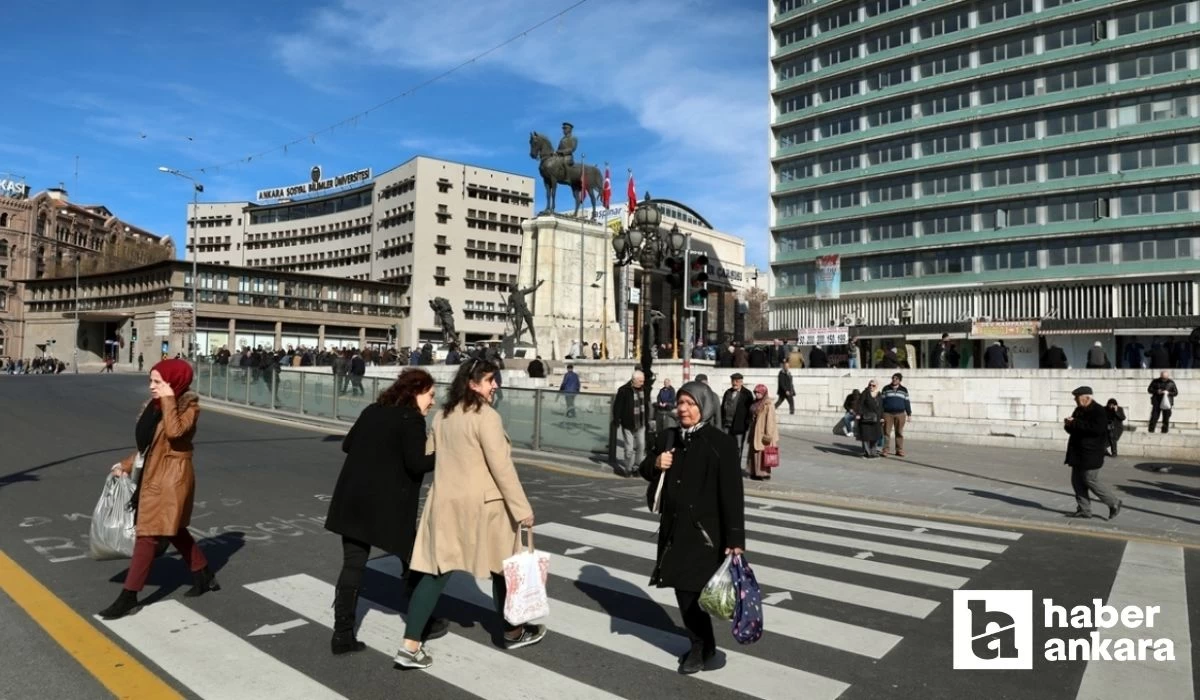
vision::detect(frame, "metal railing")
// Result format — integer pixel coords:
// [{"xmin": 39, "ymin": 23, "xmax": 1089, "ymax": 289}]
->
[{"xmin": 193, "ymin": 364, "xmax": 617, "ymax": 457}]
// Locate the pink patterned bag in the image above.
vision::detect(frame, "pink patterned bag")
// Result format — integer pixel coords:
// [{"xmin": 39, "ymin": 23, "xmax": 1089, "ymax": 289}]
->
[{"xmin": 502, "ymin": 526, "xmax": 551, "ymax": 625}]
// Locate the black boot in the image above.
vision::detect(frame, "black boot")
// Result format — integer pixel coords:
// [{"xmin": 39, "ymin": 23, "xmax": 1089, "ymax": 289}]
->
[
  {"xmin": 99, "ymin": 590, "xmax": 140, "ymax": 619},
  {"xmin": 331, "ymin": 586, "xmax": 366, "ymax": 655},
  {"xmin": 184, "ymin": 567, "xmax": 221, "ymax": 598},
  {"xmin": 678, "ymin": 641, "xmax": 704, "ymax": 674}
]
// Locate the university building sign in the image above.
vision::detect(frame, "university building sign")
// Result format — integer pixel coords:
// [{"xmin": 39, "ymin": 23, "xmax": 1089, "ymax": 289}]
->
[{"xmin": 255, "ymin": 166, "xmax": 372, "ymax": 202}]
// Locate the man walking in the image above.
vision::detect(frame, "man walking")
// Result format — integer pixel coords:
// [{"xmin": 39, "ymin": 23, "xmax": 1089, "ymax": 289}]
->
[
  {"xmin": 1147, "ymin": 370, "xmax": 1179, "ymax": 433},
  {"xmin": 721, "ymin": 373, "xmax": 754, "ymax": 460},
  {"xmin": 880, "ymin": 373, "xmax": 912, "ymax": 457},
  {"xmin": 1063, "ymin": 386, "xmax": 1121, "ymax": 520},
  {"xmin": 775, "ymin": 361, "xmax": 795, "ymax": 414},
  {"xmin": 611, "ymin": 370, "xmax": 648, "ymax": 476},
  {"xmin": 559, "ymin": 363, "xmax": 580, "ymax": 417}
]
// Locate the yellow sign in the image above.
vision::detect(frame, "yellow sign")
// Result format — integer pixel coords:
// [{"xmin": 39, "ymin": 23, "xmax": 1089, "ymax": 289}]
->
[
  {"xmin": 971, "ymin": 321, "xmax": 1040, "ymax": 338},
  {"xmin": 607, "ymin": 218, "xmax": 623, "ymax": 236}
]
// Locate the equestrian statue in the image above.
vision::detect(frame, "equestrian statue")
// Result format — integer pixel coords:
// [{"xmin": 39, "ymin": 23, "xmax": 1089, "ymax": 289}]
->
[{"xmin": 529, "ymin": 122, "xmax": 603, "ymax": 218}]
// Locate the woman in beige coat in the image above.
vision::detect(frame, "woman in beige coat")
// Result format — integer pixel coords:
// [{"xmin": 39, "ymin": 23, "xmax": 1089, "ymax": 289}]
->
[
  {"xmin": 395, "ymin": 357, "xmax": 542, "ymax": 669},
  {"xmin": 746, "ymin": 383, "xmax": 779, "ymax": 480}
]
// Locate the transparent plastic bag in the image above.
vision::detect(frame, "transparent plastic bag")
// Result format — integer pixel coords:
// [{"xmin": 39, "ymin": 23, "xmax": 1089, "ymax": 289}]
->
[
  {"xmin": 88, "ymin": 474, "xmax": 137, "ymax": 560},
  {"xmin": 699, "ymin": 554, "xmax": 736, "ymax": 620}
]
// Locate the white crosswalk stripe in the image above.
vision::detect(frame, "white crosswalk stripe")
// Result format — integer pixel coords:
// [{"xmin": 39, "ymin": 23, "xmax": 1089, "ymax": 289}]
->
[
  {"xmin": 742, "ymin": 505, "xmax": 1012, "ymax": 553},
  {"xmin": 743, "ymin": 497, "xmax": 1024, "ymax": 540}
]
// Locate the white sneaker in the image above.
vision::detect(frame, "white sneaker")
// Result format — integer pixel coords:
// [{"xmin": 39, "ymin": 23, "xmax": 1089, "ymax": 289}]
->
[{"xmin": 393, "ymin": 645, "xmax": 433, "ymax": 669}]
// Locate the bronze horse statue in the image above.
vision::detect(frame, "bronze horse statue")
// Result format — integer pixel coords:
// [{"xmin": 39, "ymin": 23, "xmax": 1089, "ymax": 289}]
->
[{"xmin": 529, "ymin": 132, "xmax": 603, "ymax": 219}]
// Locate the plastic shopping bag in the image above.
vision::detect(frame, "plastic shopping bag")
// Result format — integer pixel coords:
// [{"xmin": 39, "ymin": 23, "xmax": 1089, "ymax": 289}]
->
[
  {"xmin": 502, "ymin": 526, "xmax": 551, "ymax": 626},
  {"xmin": 730, "ymin": 554, "xmax": 764, "ymax": 644},
  {"xmin": 88, "ymin": 474, "xmax": 137, "ymax": 560},
  {"xmin": 699, "ymin": 554, "xmax": 736, "ymax": 620}
]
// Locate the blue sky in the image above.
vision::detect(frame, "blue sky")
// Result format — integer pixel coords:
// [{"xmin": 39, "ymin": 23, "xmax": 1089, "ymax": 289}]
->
[{"xmin": 3, "ymin": 0, "xmax": 769, "ymax": 267}]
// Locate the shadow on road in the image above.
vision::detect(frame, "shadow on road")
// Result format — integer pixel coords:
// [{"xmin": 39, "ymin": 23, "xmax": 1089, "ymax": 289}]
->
[
  {"xmin": 107, "ymin": 531, "xmax": 247, "ymax": 607},
  {"xmin": 813, "ymin": 444, "xmax": 864, "ymax": 458},
  {"xmin": 574, "ymin": 564, "xmax": 682, "ymax": 655},
  {"xmin": 1119, "ymin": 480, "xmax": 1200, "ymax": 506},
  {"xmin": 951, "ymin": 487, "xmax": 1068, "ymax": 514},
  {"xmin": 1134, "ymin": 462, "xmax": 1200, "ymax": 478}
]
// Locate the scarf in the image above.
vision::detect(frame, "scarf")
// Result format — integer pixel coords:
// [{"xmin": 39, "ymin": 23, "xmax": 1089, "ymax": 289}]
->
[
  {"xmin": 630, "ymin": 383, "xmax": 644, "ymax": 430},
  {"xmin": 751, "ymin": 384, "xmax": 769, "ymax": 415},
  {"xmin": 151, "ymin": 359, "xmax": 193, "ymax": 408}
]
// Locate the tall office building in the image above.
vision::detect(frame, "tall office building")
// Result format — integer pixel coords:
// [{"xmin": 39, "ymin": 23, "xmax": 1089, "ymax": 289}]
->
[
  {"xmin": 768, "ymin": 0, "xmax": 1199, "ymax": 366},
  {"xmin": 188, "ymin": 156, "xmax": 533, "ymax": 348}
]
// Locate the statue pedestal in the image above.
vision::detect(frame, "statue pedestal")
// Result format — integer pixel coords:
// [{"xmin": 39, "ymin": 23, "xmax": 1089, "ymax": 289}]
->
[{"xmin": 520, "ymin": 215, "xmax": 623, "ymax": 361}]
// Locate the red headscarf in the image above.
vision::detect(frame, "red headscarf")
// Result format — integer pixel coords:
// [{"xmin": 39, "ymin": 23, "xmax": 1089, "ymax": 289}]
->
[{"xmin": 151, "ymin": 359, "xmax": 193, "ymax": 406}]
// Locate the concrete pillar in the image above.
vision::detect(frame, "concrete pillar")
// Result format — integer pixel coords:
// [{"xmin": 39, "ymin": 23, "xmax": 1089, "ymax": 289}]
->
[
  {"xmin": 358, "ymin": 326, "xmax": 366, "ymax": 349},
  {"xmin": 227, "ymin": 318, "xmax": 236, "ymax": 350},
  {"xmin": 273, "ymin": 321, "xmax": 282, "ymax": 350},
  {"xmin": 318, "ymin": 324, "xmax": 326, "ymax": 349}
]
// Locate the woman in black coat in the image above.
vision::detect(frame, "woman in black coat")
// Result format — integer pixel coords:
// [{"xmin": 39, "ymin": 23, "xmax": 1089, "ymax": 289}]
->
[
  {"xmin": 1105, "ymin": 398, "xmax": 1126, "ymax": 457},
  {"xmin": 640, "ymin": 381, "xmax": 745, "ymax": 675},
  {"xmin": 324, "ymin": 368, "xmax": 443, "ymax": 655},
  {"xmin": 855, "ymin": 381, "xmax": 884, "ymax": 458}
]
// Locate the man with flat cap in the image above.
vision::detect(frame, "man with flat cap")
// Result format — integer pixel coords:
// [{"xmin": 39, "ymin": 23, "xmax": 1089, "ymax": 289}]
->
[
  {"xmin": 1063, "ymin": 385, "xmax": 1122, "ymax": 520},
  {"xmin": 556, "ymin": 122, "xmax": 577, "ymax": 167}
]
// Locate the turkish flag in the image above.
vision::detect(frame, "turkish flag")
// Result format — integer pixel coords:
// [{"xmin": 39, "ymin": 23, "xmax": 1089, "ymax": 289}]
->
[
  {"xmin": 602, "ymin": 167, "xmax": 612, "ymax": 208},
  {"xmin": 627, "ymin": 170, "xmax": 637, "ymax": 215},
  {"xmin": 580, "ymin": 164, "xmax": 587, "ymax": 204}
]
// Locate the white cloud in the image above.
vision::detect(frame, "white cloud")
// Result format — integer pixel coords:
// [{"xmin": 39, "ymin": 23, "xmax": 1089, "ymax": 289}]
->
[{"xmin": 272, "ymin": 0, "xmax": 769, "ymax": 265}]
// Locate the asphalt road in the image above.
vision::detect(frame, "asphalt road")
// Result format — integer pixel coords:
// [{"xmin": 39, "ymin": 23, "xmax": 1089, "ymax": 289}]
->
[{"xmin": 0, "ymin": 374, "xmax": 1196, "ymax": 700}]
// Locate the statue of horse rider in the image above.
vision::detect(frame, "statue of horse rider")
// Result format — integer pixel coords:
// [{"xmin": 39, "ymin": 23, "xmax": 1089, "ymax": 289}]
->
[{"xmin": 556, "ymin": 122, "xmax": 577, "ymax": 169}]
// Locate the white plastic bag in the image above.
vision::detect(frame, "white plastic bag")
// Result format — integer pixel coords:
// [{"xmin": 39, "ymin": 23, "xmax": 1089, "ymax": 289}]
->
[
  {"xmin": 699, "ymin": 554, "xmax": 736, "ymax": 620},
  {"xmin": 1161, "ymin": 394, "xmax": 1172, "ymax": 411},
  {"xmin": 89, "ymin": 474, "xmax": 137, "ymax": 560},
  {"xmin": 501, "ymin": 526, "xmax": 551, "ymax": 625}
]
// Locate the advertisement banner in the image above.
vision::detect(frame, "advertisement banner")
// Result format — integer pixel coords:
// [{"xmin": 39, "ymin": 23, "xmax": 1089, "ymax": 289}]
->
[
  {"xmin": 815, "ymin": 254, "xmax": 841, "ymax": 300},
  {"xmin": 971, "ymin": 321, "xmax": 1039, "ymax": 338},
  {"xmin": 797, "ymin": 327, "xmax": 850, "ymax": 346}
]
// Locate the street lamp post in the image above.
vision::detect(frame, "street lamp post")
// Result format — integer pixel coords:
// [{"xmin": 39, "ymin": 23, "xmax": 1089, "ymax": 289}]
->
[
  {"xmin": 158, "ymin": 167, "xmax": 204, "ymax": 360},
  {"xmin": 611, "ymin": 193, "xmax": 687, "ymax": 443},
  {"xmin": 73, "ymin": 255, "xmax": 79, "ymax": 374}
]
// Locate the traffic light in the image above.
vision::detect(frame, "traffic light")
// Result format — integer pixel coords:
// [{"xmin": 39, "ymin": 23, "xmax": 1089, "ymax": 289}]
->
[
  {"xmin": 666, "ymin": 257, "xmax": 684, "ymax": 287},
  {"xmin": 684, "ymin": 251, "xmax": 709, "ymax": 311}
]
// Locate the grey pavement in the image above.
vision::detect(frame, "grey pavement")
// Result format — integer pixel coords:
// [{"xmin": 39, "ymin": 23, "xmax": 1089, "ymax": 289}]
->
[{"xmin": 1, "ymin": 374, "xmax": 1198, "ymax": 700}]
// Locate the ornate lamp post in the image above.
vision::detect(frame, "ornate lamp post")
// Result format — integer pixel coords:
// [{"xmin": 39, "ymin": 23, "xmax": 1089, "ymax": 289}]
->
[{"xmin": 611, "ymin": 193, "xmax": 686, "ymax": 441}]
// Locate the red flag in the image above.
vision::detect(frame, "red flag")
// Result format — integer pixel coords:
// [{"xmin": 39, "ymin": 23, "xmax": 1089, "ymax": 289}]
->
[
  {"xmin": 627, "ymin": 170, "xmax": 637, "ymax": 215},
  {"xmin": 602, "ymin": 166, "xmax": 612, "ymax": 208}
]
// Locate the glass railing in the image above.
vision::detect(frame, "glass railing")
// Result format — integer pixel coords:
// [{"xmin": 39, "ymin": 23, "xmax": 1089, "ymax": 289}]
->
[{"xmin": 191, "ymin": 365, "xmax": 616, "ymax": 458}]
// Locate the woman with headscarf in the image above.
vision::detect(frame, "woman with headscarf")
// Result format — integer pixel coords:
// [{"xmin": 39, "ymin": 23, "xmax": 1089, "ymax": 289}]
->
[
  {"xmin": 746, "ymin": 384, "xmax": 779, "ymax": 481},
  {"xmin": 855, "ymin": 380, "xmax": 884, "ymax": 458},
  {"xmin": 99, "ymin": 359, "xmax": 217, "ymax": 619},
  {"xmin": 1105, "ymin": 398, "xmax": 1126, "ymax": 457},
  {"xmin": 640, "ymin": 381, "xmax": 745, "ymax": 675}
]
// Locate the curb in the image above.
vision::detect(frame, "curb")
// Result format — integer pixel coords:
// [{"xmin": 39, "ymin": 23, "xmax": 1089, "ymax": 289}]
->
[{"xmin": 200, "ymin": 399, "xmax": 1197, "ymax": 547}]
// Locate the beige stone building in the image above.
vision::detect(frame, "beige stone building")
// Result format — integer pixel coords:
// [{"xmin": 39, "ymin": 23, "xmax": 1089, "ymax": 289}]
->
[
  {"xmin": 188, "ymin": 156, "xmax": 533, "ymax": 348},
  {"xmin": 0, "ymin": 186, "xmax": 173, "ymax": 359},
  {"xmin": 21, "ymin": 259, "xmax": 406, "ymax": 367}
]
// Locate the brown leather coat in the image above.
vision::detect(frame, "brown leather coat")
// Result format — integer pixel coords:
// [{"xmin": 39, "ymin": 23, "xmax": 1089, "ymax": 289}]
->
[{"xmin": 119, "ymin": 392, "xmax": 199, "ymax": 537}]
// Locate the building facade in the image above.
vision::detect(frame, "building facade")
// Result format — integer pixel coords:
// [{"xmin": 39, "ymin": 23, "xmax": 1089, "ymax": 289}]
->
[
  {"xmin": 189, "ymin": 157, "xmax": 533, "ymax": 347},
  {"xmin": 768, "ymin": 0, "xmax": 1200, "ymax": 367},
  {"xmin": 21, "ymin": 259, "xmax": 406, "ymax": 367},
  {"xmin": 0, "ymin": 186, "xmax": 173, "ymax": 359}
]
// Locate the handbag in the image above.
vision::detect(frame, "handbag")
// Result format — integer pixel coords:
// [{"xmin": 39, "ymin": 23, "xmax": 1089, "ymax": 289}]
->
[
  {"xmin": 501, "ymin": 525, "xmax": 551, "ymax": 626},
  {"xmin": 761, "ymin": 445, "xmax": 780, "ymax": 469},
  {"xmin": 730, "ymin": 554, "xmax": 764, "ymax": 644}
]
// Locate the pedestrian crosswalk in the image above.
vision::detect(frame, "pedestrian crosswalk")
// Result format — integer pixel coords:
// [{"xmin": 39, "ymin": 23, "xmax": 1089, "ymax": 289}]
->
[{"xmin": 86, "ymin": 497, "xmax": 1193, "ymax": 700}]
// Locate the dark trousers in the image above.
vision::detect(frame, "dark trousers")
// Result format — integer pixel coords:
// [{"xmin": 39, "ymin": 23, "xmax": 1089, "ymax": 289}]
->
[
  {"xmin": 1070, "ymin": 467, "xmax": 1119, "ymax": 514},
  {"xmin": 1149, "ymin": 406, "xmax": 1172, "ymax": 433},
  {"xmin": 404, "ymin": 571, "xmax": 514, "ymax": 641},
  {"xmin": 774, "ymin": 394, "xmax": 794, "ymax": 414},
  {"xmin": 1108, "ymin": 425, "xmax": 1124, "ymax": 456},
  {"xmin": 124, "ymin": 528, "xmax": 207, "ymax": 592},
  {"xmin": 674, "ymin": 588, "xmax": 715, "ymax": 651},
  {"xmin": 337, "ymin": 536, "xmax": 371, "ymax": 589}
]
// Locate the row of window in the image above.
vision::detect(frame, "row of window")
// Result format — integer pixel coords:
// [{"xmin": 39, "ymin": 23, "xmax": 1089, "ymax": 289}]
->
[
  {"xmin": 776, "ymin": 42, "xmax": 1193, "ymax": 121},
  {"xmin": 776, "ymin": 231, "xmax": 1194, "ymax": 290},
  {"xmin": 247, "ymin": 190, "xmax": 373, "ymax": 226}
]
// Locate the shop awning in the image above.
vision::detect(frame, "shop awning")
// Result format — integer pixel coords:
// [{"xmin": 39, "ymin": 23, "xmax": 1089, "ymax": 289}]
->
[{"xmin": 1041, "ymin": 328, "xmax": 1113, "ymax": 335}]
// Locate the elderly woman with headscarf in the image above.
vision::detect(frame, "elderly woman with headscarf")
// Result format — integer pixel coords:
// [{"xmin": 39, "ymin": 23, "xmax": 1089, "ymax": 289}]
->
[
  {"xmin": 99, "ymin": 359, "xmax": 218, "ymax": 619},
  {"xmin": 746, "ymin": 383, "xmax": 779, "ymax": 481},
  {"xmin": 640, "ymin": 381, "xmax": 745, "ymax": 675}
]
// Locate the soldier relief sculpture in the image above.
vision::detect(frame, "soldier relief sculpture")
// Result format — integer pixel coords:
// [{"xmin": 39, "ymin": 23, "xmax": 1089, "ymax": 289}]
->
[
  {"xmin": 529, "ymin": 122, "xmax": 603, "ymax": 218},
  {"xmin": 504, "ymin": 280, "xmax": 544, "ymax": 346},
  {"xmin": 429, "ymin": 297, "xmax": 457, "ymax": 346}
]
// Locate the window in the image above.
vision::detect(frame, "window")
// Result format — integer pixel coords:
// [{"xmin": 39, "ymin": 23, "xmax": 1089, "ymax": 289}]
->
[
  {"xmin": 777, "ymin": 158, "xmax": 815, "ymax": 183},
  {"xmin": 1121, "ymin": 232, "xmax": 1193, "ymax": 261},
  {"xmin": 867, "ymin": 217, "xmax": 913, "ymax": 241},
  {"xmin": 1120, "ymin": 138, "xmax": 1191, "ymax": 171},
  {"xmin": 982, "ymin": 244, "xmax": 1038, "ymax": 270},
  {"xmin": 776, "ymin": 0, "xmax": 811, "ymax": 13},
  {"xmin": 822, "ymin": 41, "xmax": 859, "ymax": 67},
  {"xmin": 979, "ymin": 0, "xmax": 1033, "ymax": 24},
  {"xmin": 919, "ymin": 129, "xmax": 970, "ymax": 156},
  {"xmin": 1118, "ymin": 46, "xmax": 1189, "ymax": 81},
  {"xmin": 778, "ymin": 25, "xmax": 810, "ymax": 49},
  {"xmin": 920, "ymin": 9, "xmax": 969, "ymax": 39},
  {"xmin": 867, "ymin": 177, "xmax": 912, "ymax": 203},
  {"xmin": 1048, "ymin": 149, "xmax": 1108, "ymax": 179},
  {"xmin": 870, "ymin": 64, "xmax": 911, "ymax": 90},
  {"xmin": 980, "ymin": 36, "xmax": 1034, "ymax": 65},
  {"xmin": 870, "ymin": 138, "xmax": 913, "ymax": 165},
  {"xmin": 1118, "ymin": 1, "xmax": 1190, "ymax": 36},
  {"xmin": 820, "ymin": 6, "xmax": 857, "ymax": 32},
  {"xmin": 1046, "ymin": 61, "xmax": 1107, "ymax": 93},
  {"xmin": 919, "ymin": 89, "xmax": 969, "ymax": 116},
  {"xmin": 920, "ymin": 49, "xmax": 969, "ymax": 78},
  {"xmin": 0, "ymin": 240, "xmax": 7, "ymax": 256},
  {"xmin": 819, "ymin": 187, "xmax": 860, "ymax": 211},
  {"xmin": 821, "ymin": 79, "xmax": 860, "ymax": 103},
  {"xmin": 820, "ymin": 150, "xmax": 859, "ymax": 174},
  {"xmin": 0, "ymin": 264, "xmax": 6, "ymax": 278},
  {"xmin": 778, "ymin": 193, "xmax": 815, "ymax": 218},
  {"xmin": 979, "ymin": 75, "xmax": 1036, "ymax": 104},
  {"xmin": 867, "ymin": 27, "xmax": 909, "ymax": 54},
  {"xmin": 983, "ymin": 201, "xmax": 1039, "ymax": 228},
  {"xmin": 1043, "ymin": 0, "xmax": 1084, "ymax": 7},
  {"xmin": 868, "ymin": 255, "xmax": 915, "ymax": 280},
  {"xmin": 821, "ymin": 114, "xmax": 860, "ymax": 138},
  {"xmin": 777, "ymin": 263, "xmax": 815, "ymax": 292},
  {"xmin": 435, "ymin": 266, "xmax": 447, "ymax": 286},
  {"xmin": 818, "ymin": 224, "xmax": 860, "ymax": 247},
  {"xmin": 1117, "ymin": 93, "xmax": 1190, "ymax": 125},
  {"xmin": 778, "ymin": 124, "xmax": 814, "ymax": 149},
  {"xmin": 868, "ymin": 101, "xmax": 911, "ymax": 127},
  {"xmin": 981, "ymin": 159, "xmax": 1037, "ymax": 188},
  {"xmin": 867, "ymin": 0, "xmax": 908, "ymax": 16},
  {"xmin": 980, "ymin": 118, "xmax": 1036, "ymax": 146},
  {"xmin": 779, "ymin": 93, "xmax": 813, "ymax": 115},
  {"xmin": 921, "ymin": 208, "xmax": 973, "ymax": 235},
  {"xmin": 1046, "ymin": 104, "xmax": 1109, "ymax": 136},
  {"xmin": 1119, "ymin": 186, "xmax": 1190, "ymax": 216},
  {"xmin": 778, "ymin": 55, "xmax": 811, "ymax": 81},
  {"xmin": 1044, "ymin": 19, "xmax": 1093, "ymax": 51},
  {"xmin": 1048, "ymin": 238, "xmax": 1112, "ymax": 266},
  {"xmin": 1045, "ymin": 195, "xmax": 1099, "ymax": 222},
  {"xmin": 920, "ymin": 168, "xmax": 971, "ymax": 196},
  {"xmin": 776, "ymin": 230, "xmax": 815, "ymax": 253},
  {"xmin": 924, "ymin": 249, "xmax": 974, "ymax": 275}
]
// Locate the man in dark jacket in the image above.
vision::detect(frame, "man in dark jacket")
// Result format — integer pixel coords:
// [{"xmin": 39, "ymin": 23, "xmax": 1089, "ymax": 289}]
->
[
  {"xmin": 1085, "ymin": 342, "xmax": 1110, "ymax": 369},
  {"xmin": 720, "ymin": 373, "xmax": 755, "ymax": 459},
  {"xmin": 775, "ymin": 361, "xmax": 795, "ymax": 414},
  {"xmin": 880, "ymin": 373, "xmax": 913, "ymax": 457},
  {"xmin": 559, "ymin": 363, "xmax": 580, "ymax": 417},
  {"xmin": 808, "ymin": 344, "xmax": 828, "ymax": 368},
  {"xmin": 612, "ymin": 370, "xmax": 649, "ymax": 476},
  {"xmin": 1148, "ymin": 341, "xmax": 1171, "ymax": 369},
  {"xmin": 1063, "ymin": 386, "xmax": 1121, "ymax": 520},
  {"xmin": 527, "ymin": 356, "xmax": 546, "ymax": 378},
  {"xmin": 984, "ymin": 341, "xmax": 1008, "ymax": 368},
  {"xmin": 1148, "ymin": 371, "xmax": 1179, "ymax": 433},
  {"xmin": 1040, "ymin": 344, "xmax": 1068, "ymax": 369}
]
